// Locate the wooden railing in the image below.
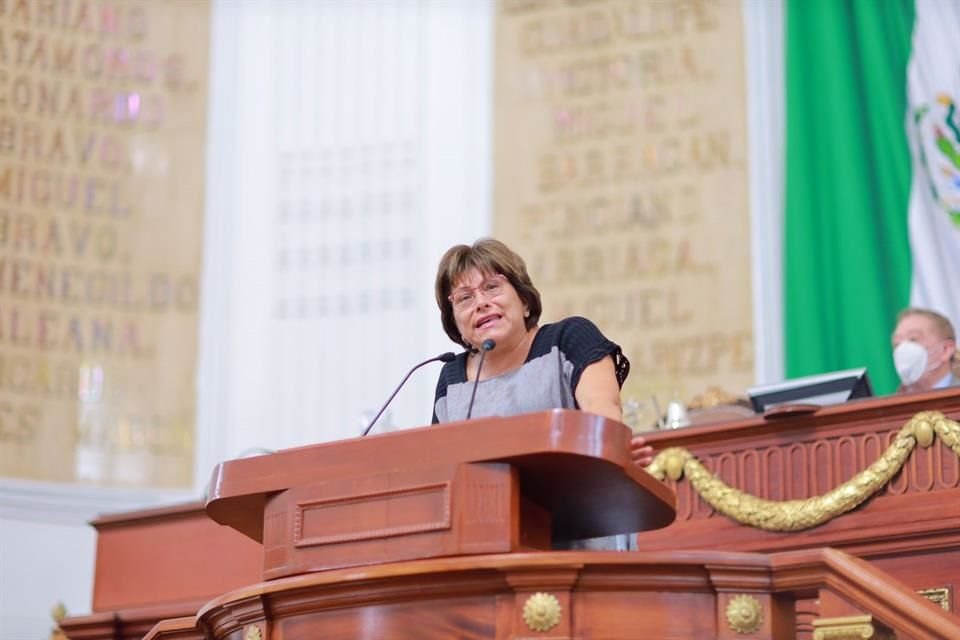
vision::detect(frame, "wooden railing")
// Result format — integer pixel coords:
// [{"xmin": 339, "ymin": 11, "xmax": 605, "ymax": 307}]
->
[{"xmin": 772, "ymin": 547, "xmax": 960, "ymax": 640}]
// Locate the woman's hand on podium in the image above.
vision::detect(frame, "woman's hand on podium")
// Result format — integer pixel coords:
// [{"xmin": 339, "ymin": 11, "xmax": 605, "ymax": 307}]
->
[{"xmin": 630, "ymin": 434, "xmax": 654, "ymax": 468}]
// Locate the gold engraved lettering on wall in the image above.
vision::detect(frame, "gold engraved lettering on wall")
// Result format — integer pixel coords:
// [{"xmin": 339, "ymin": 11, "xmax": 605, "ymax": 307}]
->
[
  {"xmin": 494, "ymin": 0, "xmax": 752, "ymax": 423},
  {"xmin": 0, "ymin": 1, "xmax": 210, "ymax": 487}
]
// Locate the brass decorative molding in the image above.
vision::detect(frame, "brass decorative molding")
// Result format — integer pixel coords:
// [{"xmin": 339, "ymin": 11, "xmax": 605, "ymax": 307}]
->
[
  {"xmin": 522, "ymin": 592, "xmax": 562, "ymax": 632},
  {"xmin": 689, "ymin": 386, "xmax": 742, "ymax": 409},
  {"xmin": 725, "ymin": 594, "xmax": 763, "ymax": 634},
  {"xmin": 646, "ymin": 411, "xmax": 960, "ymax": 531},
  {"xmin": 917, "ymin": 586, "xmax": 952, "ymax": 612},
  {"xmin": 244, "ymin": 624, "xmax": 263, "ymax": 640},
  {"xmin": 812, "ymin": 615, "xmax": 895, "ymax": 639}
]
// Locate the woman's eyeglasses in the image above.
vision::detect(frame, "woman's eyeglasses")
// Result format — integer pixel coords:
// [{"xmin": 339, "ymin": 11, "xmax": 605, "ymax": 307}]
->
[{"xmin": 448, "ymin": 274, "xmax": 506, "ymax": 310}]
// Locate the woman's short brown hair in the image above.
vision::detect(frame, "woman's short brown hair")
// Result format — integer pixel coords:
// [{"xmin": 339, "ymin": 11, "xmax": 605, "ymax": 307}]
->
[{"xmin": 435, "ymin": 238, "xmax": 542, "ymax": 350}]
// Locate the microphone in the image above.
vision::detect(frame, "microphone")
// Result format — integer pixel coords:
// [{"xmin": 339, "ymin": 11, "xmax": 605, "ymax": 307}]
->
[
  {"xmin": 362, "ymin": 351, "xmax": 456, "ymax": 437},
  {"xmin": 465, "ymin": 339, "xmax": 496, "ymax": 420}
]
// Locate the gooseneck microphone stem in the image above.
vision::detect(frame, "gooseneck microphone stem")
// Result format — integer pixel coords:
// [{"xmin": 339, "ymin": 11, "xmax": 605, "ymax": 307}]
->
[
  {"xmin": 465, "ymin": 339, "xmax": 496, "ymax": 420},
  {"xmin": 363, "ymin": 351, "xmax": 456, "ymax": 437}
]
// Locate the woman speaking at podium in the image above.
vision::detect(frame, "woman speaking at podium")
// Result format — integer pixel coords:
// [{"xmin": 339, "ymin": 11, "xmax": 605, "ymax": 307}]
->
[{"xmin": 430, "ymin": 237, "xmax": 653, "ymax": 471}]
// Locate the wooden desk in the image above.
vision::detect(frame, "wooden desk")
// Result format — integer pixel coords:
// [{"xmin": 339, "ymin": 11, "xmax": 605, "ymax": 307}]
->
[
  {"xmin": 637, "ymin": 387, "xmax": 960, "ymax": 617},
  {"xmin": 60, "ymin": 502, "xmax": 262, "ymax": 640}
]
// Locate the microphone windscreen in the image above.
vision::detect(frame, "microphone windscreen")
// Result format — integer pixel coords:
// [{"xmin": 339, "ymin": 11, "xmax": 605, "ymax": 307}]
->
[{"xmin": 482, "ymin": 339, "xmax": 496, "ymax": 352}]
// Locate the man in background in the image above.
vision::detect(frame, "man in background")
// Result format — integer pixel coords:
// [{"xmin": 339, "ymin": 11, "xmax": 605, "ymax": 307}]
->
[{"xmin": 892, "ymin": 308, "xmax": 958, "ymax": 393}]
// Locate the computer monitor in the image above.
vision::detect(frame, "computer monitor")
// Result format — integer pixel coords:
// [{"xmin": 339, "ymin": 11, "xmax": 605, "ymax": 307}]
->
[{"xmin": 747, "ymin": 368, "xmax": 873, "ymax": 413}]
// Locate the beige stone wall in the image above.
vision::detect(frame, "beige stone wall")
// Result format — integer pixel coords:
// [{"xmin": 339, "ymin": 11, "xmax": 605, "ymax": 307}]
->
[
  {"xmin": 0, "ymin": 0, "xmax": 209, "ymax": 486},
  {"xmin": 494, "ymin": 0, "xmax": 753, "ymax": 428}
]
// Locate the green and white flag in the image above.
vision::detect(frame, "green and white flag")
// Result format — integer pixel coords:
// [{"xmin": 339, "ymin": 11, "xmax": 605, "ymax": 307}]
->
[
  {"xmin": 906, "ymin": 1, "xmax": 960, "ymax": 327},
  {"xmin": 783, "ymin": 0, "xmax": 960, "ymax": 394}
]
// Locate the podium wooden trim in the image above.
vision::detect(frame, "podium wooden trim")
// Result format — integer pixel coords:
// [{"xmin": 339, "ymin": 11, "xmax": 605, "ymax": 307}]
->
[
  {"xmin": 205, "ymin": 409, "xmax": 676, "ymax": 579},
  {"xmin": 139, "ymin": 549, "xmax": 960, "ymax": 640}
]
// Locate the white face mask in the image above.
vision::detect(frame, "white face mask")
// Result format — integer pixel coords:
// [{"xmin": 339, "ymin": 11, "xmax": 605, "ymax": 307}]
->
[{"xmin": 893, "ymin": 340, "xmax": 929, "ymax": 386}]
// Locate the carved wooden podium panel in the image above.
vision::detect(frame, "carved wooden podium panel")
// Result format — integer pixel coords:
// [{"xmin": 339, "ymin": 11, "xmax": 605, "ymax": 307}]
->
[{"xmin": 206, "ymin": 410, "xmax": 677, "ymax": 579}]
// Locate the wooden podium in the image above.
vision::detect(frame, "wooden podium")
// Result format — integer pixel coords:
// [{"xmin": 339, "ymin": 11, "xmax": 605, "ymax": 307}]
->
[
  {"xmin": 205, "ymin": 409, "xmax": 677, "ymax": 579},
  {"xmin": 61, "ymin": 406, "xmax": 960, "ymax": 639},
  {"xmin": 62, "ymin": 410, "xmax": 678, "ymax": 640}
]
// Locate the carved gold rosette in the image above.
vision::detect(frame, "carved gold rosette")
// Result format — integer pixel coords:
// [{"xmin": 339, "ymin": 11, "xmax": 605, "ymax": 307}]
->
[
  {"xmin": 725, "ymin": 594, "xmax": 763, "ymax": 634},
  {"xmin": 645, "ymin": 411, "xmax": 960, "ymax": 531},
  {"xmin": 522, "ymin": 592, "xmax": 562, "ymax": 632},
  {"xmin": 244, "ymin": 624, "xmax": 263, "ymax": 640}
]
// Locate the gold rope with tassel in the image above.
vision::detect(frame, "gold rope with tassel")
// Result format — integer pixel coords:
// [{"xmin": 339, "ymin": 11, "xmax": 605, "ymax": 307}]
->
[{"xmin": 644, "ymin": 411, "xmax": 960, "ymax": 531}]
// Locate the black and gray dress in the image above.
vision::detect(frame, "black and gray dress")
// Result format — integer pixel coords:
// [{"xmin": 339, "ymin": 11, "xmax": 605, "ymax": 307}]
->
[{"xmin": 431, "ymin": 316, "xmax": 634, "ymax": 551}]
